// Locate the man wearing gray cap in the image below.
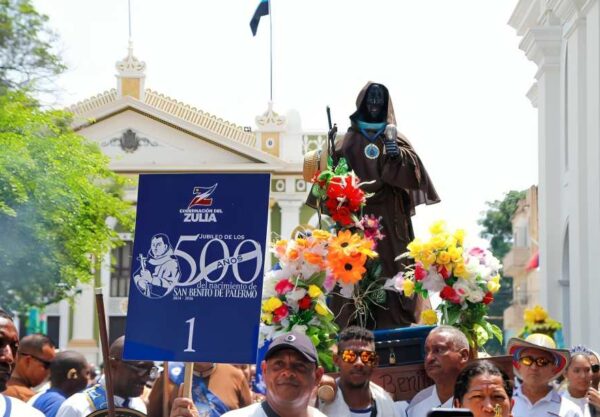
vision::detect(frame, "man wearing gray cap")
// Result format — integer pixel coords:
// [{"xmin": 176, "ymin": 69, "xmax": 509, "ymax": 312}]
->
[{"xmin": 220, "ymin": 331, "xmax": 326, "ymax": 417}]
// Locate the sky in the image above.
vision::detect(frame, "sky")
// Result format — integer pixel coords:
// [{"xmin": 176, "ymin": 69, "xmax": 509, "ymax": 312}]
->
[{"xmin": 35, "ymin": 0, "xmax": 538, "ymax": 246}]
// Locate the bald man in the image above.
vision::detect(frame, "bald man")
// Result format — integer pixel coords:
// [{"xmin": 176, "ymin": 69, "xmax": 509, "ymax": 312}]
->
[
  {"xmin": 28, "ymin": 351, "xmax": 89, "ymax": 417},
  {"xmin": 56, "ymin": 336, "xmax": 156, "ymax": 417}
]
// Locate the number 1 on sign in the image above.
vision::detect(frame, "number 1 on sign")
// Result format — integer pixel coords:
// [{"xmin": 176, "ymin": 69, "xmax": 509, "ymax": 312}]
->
[{"xmin": 184, "ymin": 317, "xmax": 196, "ymax": 352}]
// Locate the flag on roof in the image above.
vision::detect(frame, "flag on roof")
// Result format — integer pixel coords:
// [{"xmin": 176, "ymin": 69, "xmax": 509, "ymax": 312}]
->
[{"xmin": 250, "ymin": 0, "xmax": 269, "ymax": 36}]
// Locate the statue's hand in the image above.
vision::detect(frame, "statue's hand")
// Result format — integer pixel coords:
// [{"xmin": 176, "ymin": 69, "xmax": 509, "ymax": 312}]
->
[{"xmin": 384, "ymin": 124, "xmax": 399, "ymax": 157}]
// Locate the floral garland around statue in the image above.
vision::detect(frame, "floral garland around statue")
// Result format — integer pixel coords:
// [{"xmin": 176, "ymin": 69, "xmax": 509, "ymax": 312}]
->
[{"xmin": 396, "ymin": 221, "xmax": 504, "ymax": 351}]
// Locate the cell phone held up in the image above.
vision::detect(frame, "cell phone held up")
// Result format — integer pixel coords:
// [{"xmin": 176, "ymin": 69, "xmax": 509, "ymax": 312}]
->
[{"xmin": 427, "ymin": 408, "xmax": 474, "ymax": 417}]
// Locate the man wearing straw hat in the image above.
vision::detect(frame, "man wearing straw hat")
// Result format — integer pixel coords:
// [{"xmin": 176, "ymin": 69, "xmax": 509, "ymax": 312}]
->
[{"xmin": 508, "ymin": 333, "xmax": 582, "ymax": 417}]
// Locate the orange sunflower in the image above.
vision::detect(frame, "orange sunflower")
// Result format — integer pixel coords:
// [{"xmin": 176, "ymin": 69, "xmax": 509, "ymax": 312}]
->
[
  {"xmin": 329, "ymin": 230, "xmax": 378, "ymax": 259},
  {"xmin": 329, "ymin": 252, "xmax": 367, "ymax": 284}
]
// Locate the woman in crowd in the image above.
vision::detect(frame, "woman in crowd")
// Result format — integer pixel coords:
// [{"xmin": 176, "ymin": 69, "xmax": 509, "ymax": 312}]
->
[
  {"xmin": 561, "ymin": 347, "xmax": 594, "ymax": 417},
  {"xmin": 454, "ymin": 360, "xmax": 513, "ymax": 417}
]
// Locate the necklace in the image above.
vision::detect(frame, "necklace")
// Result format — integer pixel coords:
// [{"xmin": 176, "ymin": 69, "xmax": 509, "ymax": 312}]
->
[
  {"xmin": 359, "ymin": 126, "xmax": 385, "ymax": 160},
  {"xmin": 193, "ymin": 363, "xmax": 216, "ymax": 378}
]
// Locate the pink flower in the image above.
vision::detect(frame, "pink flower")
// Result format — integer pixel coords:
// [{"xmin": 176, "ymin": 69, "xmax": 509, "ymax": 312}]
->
[
  {"xmin": 275, "ymin": 279, "xmax": 294, "ymax": 295},
  {"xmin": 323, "ymin": 273, "xmax": 336, "ymax": 293}
]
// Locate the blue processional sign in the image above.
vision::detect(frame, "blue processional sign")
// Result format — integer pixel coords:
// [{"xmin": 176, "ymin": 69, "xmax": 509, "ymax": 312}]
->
[{"xmin": 123, "ymin": 173, "xmax": 270, "ymax": 364}]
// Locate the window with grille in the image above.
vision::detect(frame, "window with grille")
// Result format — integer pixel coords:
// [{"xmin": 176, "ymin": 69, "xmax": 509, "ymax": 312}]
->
[{"xmin": 110, "ymin": 241, "xmax": 133, "ymax": 297}]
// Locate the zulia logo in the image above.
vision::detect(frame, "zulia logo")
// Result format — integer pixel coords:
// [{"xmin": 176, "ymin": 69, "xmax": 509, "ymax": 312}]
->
[{"xmin": 188, "ymin": 184, "xmax": 217, "ymax": 208}]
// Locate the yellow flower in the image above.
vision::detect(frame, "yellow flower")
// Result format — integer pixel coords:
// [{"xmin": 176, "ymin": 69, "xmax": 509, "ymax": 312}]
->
[
  {"xmin": 429, "ymin": 220, "xmax": 447, "ymax": 236},
  {"xmin": 315, "ymin": 301, "xmax": 331, "ymax": 316},
  {"xmin": 421, "ymin": 250, "xmax": 436, "ymax": 268},
  {"xmin": 453, "ymin": 262, "xmax": 469, "ymax": 279},
  {"xmin": 407, "ymin": 239, "xmax": 424, "ymax": 257},
  {"xmin": 308, "ymin": 285, "xmax": 322, "ymax": 298},
  {"xmin": 487, "ymin": 280, "xmax": 501, "ymax": 293},
  {"xmin": 261, "ymin": 312, "xmax": 273, "ymax": 325},
  {"xmin": 524, "ymin": 305, "xmax": 549, "ymax": 324},
  {"xmin": 448, "ymin": 246, "xmax": 463, "ymax": 263},
  {"xmin": 402, "ymin": 279, "xmax": 415, "ymax": 297},
  {"xmin": 430, "ymin": 235, "xmax": 447, "ymax": 250},
  {"xmin": 454, "ymin": 229, "xmax": 466, "ymax": 246},
  {"xmin": 445, "ymin": 235, "xmax": 458, "ymax": 248},
  {"xmin": 312, "ymin": 229, "xmax": 331, "ymax": 241},
  {"xmin": 420, "ymin": 309, "xmax": 438, "ymax": 325},
  {"xmin": 263, "ymin": 297, "xmax": 283, "ymax": 312},
  {"xmin": 436, "ymin": 251, "xmax": 451, "ymax": 265}
]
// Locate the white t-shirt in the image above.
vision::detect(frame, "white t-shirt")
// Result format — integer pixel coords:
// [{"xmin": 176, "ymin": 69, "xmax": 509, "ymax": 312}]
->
[
  {"xmin": 406, "ymin": 385, "xmax": 453, "ymax": 417},
  {"xmin": 513, "ymin": 386, "xmax": 583, "ymax": 417},
  {"xmin": 318, "ymin": 379, "xmax": 400, "ymax": 417},
  {"xmin": 55, "ymin": 389, "xmax": 146, "ymax": 417},
  {"xmin": 222, "ymin": 402, "xmax": 327, "ymax": 417},
  {"xmin": 561, "ymin": 391, "xmax": 592, "ymax": 417},
  {"xmin": 0, "ymin": 394, "xmax": 45, "ymax": 417}
]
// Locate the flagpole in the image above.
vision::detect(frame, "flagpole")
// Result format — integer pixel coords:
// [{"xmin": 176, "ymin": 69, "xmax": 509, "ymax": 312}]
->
[{"xmin": 268, "ymin": 0, "xmax": 273, "ymax": 102}]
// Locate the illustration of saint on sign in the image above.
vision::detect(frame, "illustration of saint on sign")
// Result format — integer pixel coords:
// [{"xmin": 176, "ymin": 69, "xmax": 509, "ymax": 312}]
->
[{"xmin": 133, "ymin": 233, "xmax": 181, "ymax": 299}]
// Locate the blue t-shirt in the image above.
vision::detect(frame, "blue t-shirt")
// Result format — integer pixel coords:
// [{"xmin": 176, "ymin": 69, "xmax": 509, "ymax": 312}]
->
[{"xmin": 32, "ymin": 388, "xmax": 66, "ymax": 417}]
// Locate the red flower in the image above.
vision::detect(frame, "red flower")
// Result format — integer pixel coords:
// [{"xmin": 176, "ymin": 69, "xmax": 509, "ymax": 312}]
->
[
  {"xmin": 272, "ymin": 305, "xmax": 289, "ymax": 323},
  {"xmin": 483, "ymin": 291, "xmax": 494, "ymax": 305},
  {"xmin": 326, "ymin": 176, "xmax": 365, "ymax": 212},
  {"xmin": 414, "ymin": 264, "xmax": 427, "ymax": 281},
  {"xmin": 440, "ymin": 286, "xmax": 461, "ymax": 304},
  {"xmin": 298, "ymin": 295, "xmax": 312, "ymax": 310},
  {"xmin": 275, "ymin": 279, "xmax": 294, "ymax": 295},
  {"xmin": 325, "ymin": 200, "xmax": 354, "ymax": 226},
  {"xmin": 437, "ymin": 265, "xmax": 450, "ymax": 280}
]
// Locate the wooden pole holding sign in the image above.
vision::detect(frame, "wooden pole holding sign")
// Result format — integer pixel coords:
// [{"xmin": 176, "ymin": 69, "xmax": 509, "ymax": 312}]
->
[
  {"xmin": 182, "ymin": 362, "xmax": 194, "ymax": 398},
  {"xmin": 94, "ymin": 288, "xmax": 117, "ymax": 417}
]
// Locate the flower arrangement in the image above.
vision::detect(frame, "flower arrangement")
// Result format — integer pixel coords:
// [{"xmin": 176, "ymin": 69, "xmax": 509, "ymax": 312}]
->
[
  {"xmin": 259, "ymin": 228, "xmax": 378, "ymax": 370},
  {"xmin": 396, "ymin": 220, "xmax": 503, "ymax": 350},
  {"xmin": 518, "ymin": 305, "xmax": 562, "ymax": 341}
]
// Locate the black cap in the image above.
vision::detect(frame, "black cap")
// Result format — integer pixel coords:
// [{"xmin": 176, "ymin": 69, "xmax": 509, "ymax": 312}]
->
[{"xmin": 265, "ymin": 332, "xmax": 318, "ymax": 364}]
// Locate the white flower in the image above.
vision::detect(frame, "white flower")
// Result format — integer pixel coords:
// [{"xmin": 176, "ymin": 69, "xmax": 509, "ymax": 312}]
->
[
  {"xmin": 453, "ymin": 279, "xmax": 484, "ymax": 303},
  {"xmin": 286, "ymin": 288, "xmax": 307, "ymax": 302},
  {"xmin": 291, "ymin": 324, "xmax": 308, "ymax": 334},
  {"xmin": 339, "ymin": 282, "xmax": 355, "ymax": 298},
  {"xmin": 421, "ymin": 268, "xmax": 445, "ymax": 292}
]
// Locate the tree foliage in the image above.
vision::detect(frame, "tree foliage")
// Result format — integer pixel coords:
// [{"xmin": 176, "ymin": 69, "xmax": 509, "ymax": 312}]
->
[
  {"xmin": 0, "ymin": 0, "xmax": 65, "ymax": 90},
  {"xmin": 478, "ymin": 190, "xmax": 527, "ymax": 261},
  {"xmin": 0, "ymin": 91, "xmax": 134, "ymax": 312}
]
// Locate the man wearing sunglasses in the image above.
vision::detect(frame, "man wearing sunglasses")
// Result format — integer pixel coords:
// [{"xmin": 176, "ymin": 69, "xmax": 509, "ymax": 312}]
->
[
  {"xmin": 0, "ymin": 309, "xmax": 45, "ymax": 416},
  {"xmin": 318, "ymin": 326, "xmax": 398, "ymax": 416},
  {"xmin": 4, "ymin": 333, "xmax": 56, "ymax": 402},
  {"xmin": 56, "ymin": 336, "xmax": 156, "ymax": 417},
  {"xmin": 508, "ymin": 334, "xmax": 582, "ymax": 417}
]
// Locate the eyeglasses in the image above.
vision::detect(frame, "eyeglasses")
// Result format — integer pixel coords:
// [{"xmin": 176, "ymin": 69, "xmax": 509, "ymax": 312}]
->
[
  {"xmin": 519, "ymin": 356, "xmax": 552, "ymax": 367},
  {"xmin": 592, "ymin": 364, "xmax": 600, "ymax": 373},
  {"xmin": 110, "ymin": 357, "xmax": 159, "ymax": 379},
  {"xmin": 341, "ymin": 350, "xmax": 378, "ymax": 366},
  {"xmin": 20, "ymin": 353, "xmax": 52, "ymax": 369}
]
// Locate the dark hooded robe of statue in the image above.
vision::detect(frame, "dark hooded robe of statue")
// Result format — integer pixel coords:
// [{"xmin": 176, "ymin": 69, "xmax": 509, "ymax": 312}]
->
[{"xmin": 331, "ymin": 81, "xmax": 440, "ymax": 329}]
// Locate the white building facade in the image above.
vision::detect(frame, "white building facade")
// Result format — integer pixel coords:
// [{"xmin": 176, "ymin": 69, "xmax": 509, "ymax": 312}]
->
[
  {"xmin": 509, "ymin": 0, "xmax": 600, "ymax": 346},
  {"xmin": 43, "ymin": 46, "xmax": 326, "ymax": 364}
]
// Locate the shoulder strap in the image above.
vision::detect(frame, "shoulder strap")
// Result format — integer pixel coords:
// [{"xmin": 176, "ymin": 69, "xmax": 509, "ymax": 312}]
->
[
  {"xmin": 84, "ymin": 384, "xmax": 107, "ymax": 411},
  {"xmin": 3, "ymin": 395, "xmax": 11, "ymax": 417},
  {"xmin": 261, "ymin": 401, "xmax": 281, "ymax": 417}
]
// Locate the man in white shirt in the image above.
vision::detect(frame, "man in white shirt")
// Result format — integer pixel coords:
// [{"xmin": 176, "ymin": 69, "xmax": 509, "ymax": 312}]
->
[
  {"xmin": 318, "ymin": 325, "xmax": 399, "ymax": 417},
  {"xmin": 0, "ymin": 309, "xmax": 45, "ymax": 417},
  {"xmin": 56, "ymin": 336, "xmax": 156, "ymax": 417},
  {"xmin": 508, "ymin": 334, "xmax": 582, "ymax": 417},
  {"xmin": 406, "ymin": 326, "xmax": 469, "ymax": 417},
  {"xmin": 218, "ymin": 331, "xmax": 326, "ymax": 417}
]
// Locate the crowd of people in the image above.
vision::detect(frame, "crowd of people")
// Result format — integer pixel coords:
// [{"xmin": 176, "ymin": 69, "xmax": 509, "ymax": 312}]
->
[{"xmin": 1, "ymin": 308, "xmax": 599, "ymax": 417}]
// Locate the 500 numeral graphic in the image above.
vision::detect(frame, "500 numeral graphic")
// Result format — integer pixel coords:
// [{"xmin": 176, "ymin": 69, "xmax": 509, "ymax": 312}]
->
[{"xmin": 173, "ymin": 235, "xmax": 263, "ymax": 286}]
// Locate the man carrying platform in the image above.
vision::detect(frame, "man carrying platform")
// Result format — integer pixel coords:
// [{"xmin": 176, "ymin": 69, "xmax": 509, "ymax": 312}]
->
[
  {"xmin": 56, "ymin": 336, "xmax": 156, "ymax": 417},
  {"xmin": 406, "ymin": 326, "xmax": 469, "ymax": 417},
  {"xmin": 216, "ymin": 331, "xmax": 326, "ymax": 417},
  {"xmin": 318, "ymin": 325, "xmax": 398, "ymax": 416}
]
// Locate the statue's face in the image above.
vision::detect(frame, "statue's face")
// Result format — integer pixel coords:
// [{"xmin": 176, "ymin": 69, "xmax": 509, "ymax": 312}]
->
[
  {"xmin": 365, "ymin": 85, "xmax": 385, "ymax": 121},
  {"xmin": 151, "ymin": 237, "xmax": 168, "ymax": 257}
]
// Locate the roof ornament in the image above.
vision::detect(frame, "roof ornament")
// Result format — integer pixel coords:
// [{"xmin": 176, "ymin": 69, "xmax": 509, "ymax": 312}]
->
[{"xmin": 255, "ymin": 101, "xmax": 286, "ymax": 132}]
